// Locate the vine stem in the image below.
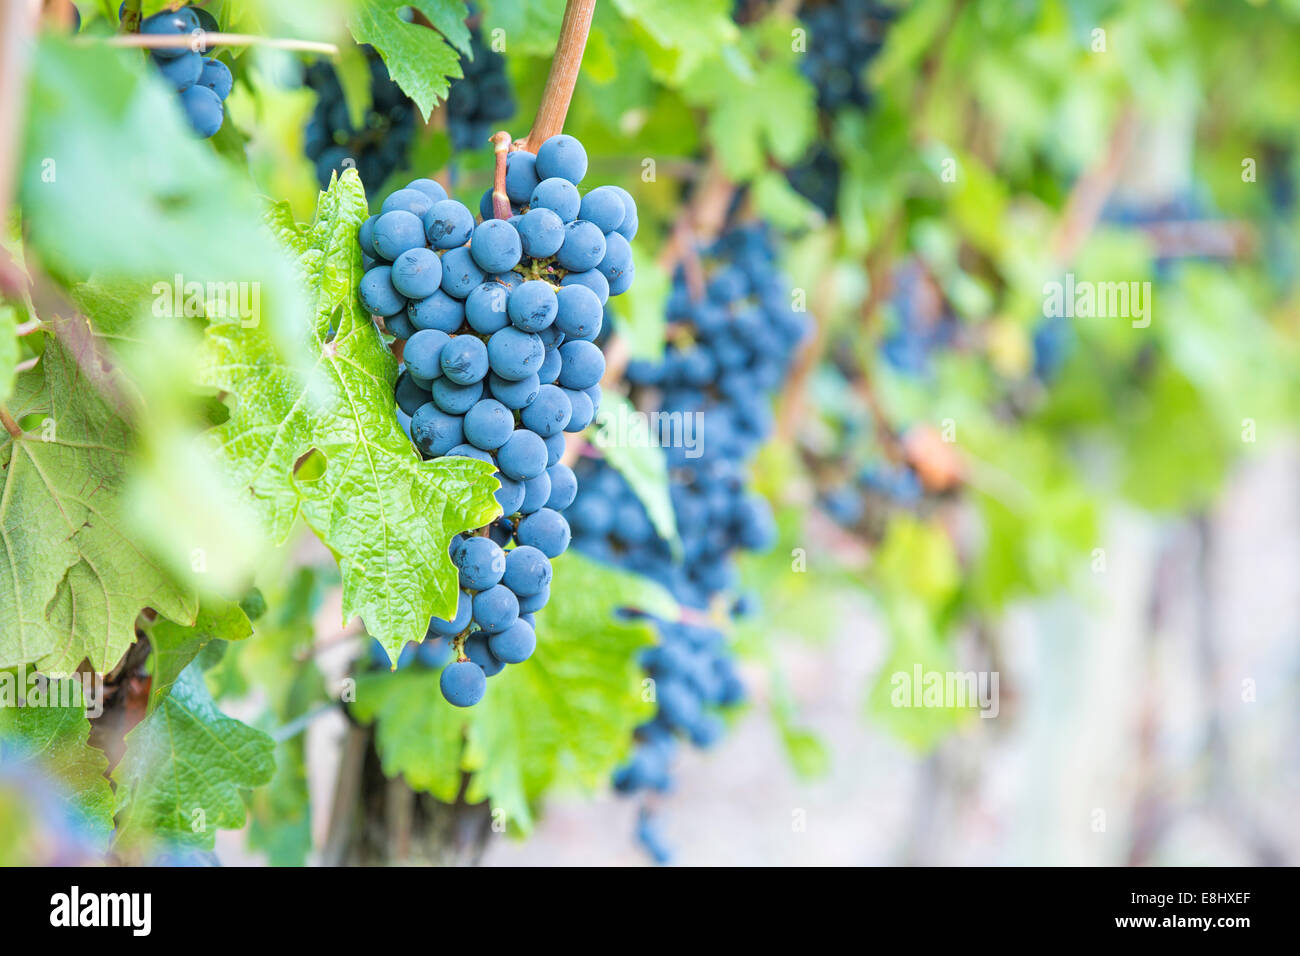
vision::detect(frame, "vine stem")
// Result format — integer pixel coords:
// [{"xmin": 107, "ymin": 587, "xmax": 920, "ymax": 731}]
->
[
  {"xmin": 0, "ymin": 406, "xmax": 22, "ymax": 439},
  {"xmin": 490, "ymin": 130, "xmax": 512, "ymax": 220},
  {"xmin": 521, "ymin": 0, "xmax": 597, "ymax": 153},
  {"xmin": 90, "ymin": 32, "xmax": 339, "ymax": 55}
]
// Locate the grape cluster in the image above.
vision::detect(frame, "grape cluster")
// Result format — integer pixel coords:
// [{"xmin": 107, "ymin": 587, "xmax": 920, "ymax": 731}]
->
[
  {"xmin": 570, "ymin": 221, "xmax": 807, "ymax": 861},
  {"xmin": 878, "ymin": 264, "xmax": 956, "ymax": 377},
  {"xmin": 357, "ymin": 134, "xmax": 638, "ymax": 707},
  {"xmin": 786, "ymin": 1, "xmax": 896, "ymax": 215},
  {"xmin": 799, "ymin": 0, "xmax": 895, "ymax": 113},
  {"xmin": 130, "ymin": 6, "xmax": 232, "ymax": 138},
  {"xmin": 820, "ymin": 461, "xmax": 922, "ymax": 531},
  {"xmin": 304, "ymin": 47, "xmax": 416, "ymax": 193},
  {"xmin": 445, "ymin": 26, "xmax": 516, "ymax": 151}
]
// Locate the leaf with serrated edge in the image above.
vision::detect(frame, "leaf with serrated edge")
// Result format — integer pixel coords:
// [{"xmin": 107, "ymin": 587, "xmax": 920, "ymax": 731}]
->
[
  {"xmin": 349, "ymin": 1, "xmax": 472, "ymax": 122},
  {"xmin": 0, "ymin": 337, "xmax": 196, "ymax": 673},
  {"xmin": 112, "ymin": 664, "xmax": 274, "ymax": 851},
  {"xmin": 148, "ymin": 598, "xmax": 253, "ymax": 712},
  {"xmin": 0, "ymin": 678, "xmax": 115, "ymax": 844},
  {"xmin": 351, "ymin": 552, "xmax": 673, "ymax": 832},
  {"xmin": 200, "ymin": 170, "xmax": 499, "ymax": 662}
]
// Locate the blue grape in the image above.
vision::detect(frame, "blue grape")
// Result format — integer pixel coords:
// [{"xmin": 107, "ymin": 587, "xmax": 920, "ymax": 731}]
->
[
  {"xmin": 424, "ymin": 199, "xmax": 475, "ymax": 249},
  {"xmin": 359, "ymin": 265, "xmax": 405, "ymax": 317},
  {"xmin": 409, "ymin": 289, "xmax": 465, "ymax": 333},
  {"xmin": 466, "ymin": 282, "xmax": 512, "ymax": 336},
  {"xmin": 554, "ymin": 284, "xmax": 603, "ymax": 340},
  {"xmin": 154, "ymin": 50, "xmax": 202, "ymax": 91},
  {"xmin": 427, "ymin": 589, "xmax": 473, "ymax": 636},
  {"xmin": 472, "ymin": 585, "xmax": 519, "ymax": 634},
  {"xmin": 555, "ymin": 220, "xmax": 607, "ymax": 272},
  {"xmin": 463, "ymin": 398, "xmax": 514, "ymax": 451},
  {"xmin": 469, "ymin": 219, "xmax": 522, "ymax": 274},
  {"xmin": 456, "ymin": 536, "xmax": 506, "ymax": 590},
  {"xmin": 404, "ymin": 330, "xmax": 450, "ymax": 379},
  {"xmin": 447, "ymin": 443, "xmax": 494, "ymax": 464},
  {"xmin": 529, "ymin": 178, "xmax": 581, "ymax": 223},
  {"xmin": 410, "ymin": 402, "xmax": 463, "ymax": 457},
  {"xmin": 464, "ymin": 632, "xmax": 505, "ymax": 677},
  {"xmin": 386, "ymin": 312, "xmax": 415, "ymax": 339},
  {"xmin": 557, "ymin": 339, "xmax": 605, "ymax": 390},
  {"xmin": 519, "ymin": 472, "xmax": 551, "ymax": 514},
  {"xmin": 431, "ymin": 376, "xmax": 483, "ymax": 415},
  {"xmin": 395, "ymin": 371, "xmax": 430, "ymax": 416},
  {"xmin": 544, "ymin": 431, "xmax": 566, "ymax": 467},
  {"xmin": 487, "ymin": 327, "xmax": 544, "ymax": 381},
  {"xmin": 440, "ymin": 246, "xmax": 485, "ymax": 298},
  {"xmin": 563, "ymin": 388, "xmax": 594, "ymax": 431},
  {"xmin": 502, "ymin": 545, "xmax": 552, "ymax": 595},
  {"xmin": 417, "ymin": 637, "xmax": 454, "ymax": 669},
  {"xmin": 440, "ymin": 660, "xmax": 486, "ymax": 707},
  {"xmin": 505, "ymin": 150, "xmax": 540, "ymax": 204},
  {"xmin": 560, "ymin": 269, "xmax": 609, "ymax": 304},
  {"xmin": 579, "ymin": 186, "xmax": 627, "ymax": 234},
  {"xmin": 545, "ymin": 463, "xmax": 578, "ymax": 511},
  {"xmin": 198, "ymin": 58, "xmax": 233, "ymax": 99},
  {"xmin": 515, "ymin": 508, "xmax": 570, "ymax": 558},
  {"xmin": 142, "ymin": 9, "xmax": 197, "ymax": 57},
  {"xmin": 488, "ymin": 618, "xmax": 536, "ymax": 664},
  {"xmin": 359, "ymin": 216, "xmax": 379, "ymax": 258},
  {"xmin": 488, "ymin": 371, "xmax": 542, "ymax": 409},
  {"xmin": 494, "ymin": 472, "xmax": 526, "ymax": 515},
  {"xmin": 516, "ymin": 207, "xmax": 565, "ymax": 258},
  {"xmin": 382, "ymin": 187, "xmax": 435, "ymax": 219},
  {"xmin": 391, "ymin": 247, "xmax": 443, "ymax": 300},
  {"xmin": 179, "ymin": 85, "xmax": 223, "ymax": 137},
  {"xmin": 598, "ymin": 232, "xmax": 633, "ymax": 286},
  {"xmin": 439, "ymin": 335, "xmax": 489, "ymax": 385},
  {"xmin": 507, "ymin": 280, "xmax": 558, "ymax": 332},
  {"xmin": 516, "ymin": 585, "xmax": 550, "ymax": 614},
  {"xmin": 535, "ymin": 133, "xmax": 588, "ymax": 184},
  {"xmin": 520, "ymin": 384, "xmax": 571, "ymax": 437},
  {"xmin": 496, "ymin": 429, "xmax": 548, "ymax": 480},
  {"xmin": 538, "ymin": 347, "xmax": 562, "ymax": 384},
  {"xmin": 372, "ymin": 210, "xmax": 426, "ymax": 260},
  {"xmin": 407, "ymin": 178, "xmax": 449, "ymax": 204}
]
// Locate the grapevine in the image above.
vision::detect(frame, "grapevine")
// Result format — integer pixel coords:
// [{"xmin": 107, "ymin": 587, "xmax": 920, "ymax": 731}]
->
[{"xmin": 0, "ymin": 0, "xmax": 1294, "ymax": 881}]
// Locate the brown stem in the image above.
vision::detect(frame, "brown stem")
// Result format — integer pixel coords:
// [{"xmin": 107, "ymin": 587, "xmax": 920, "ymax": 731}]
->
[
  {"xmin": 0, "ymin": 406, "xmax": 23, "ymax": 439},
  {"xmin": 490, "ymin": 130, "xmax": 512, "ymax": 220},
  {"xmin": 1049, "ymin": 106, "xmax": 1137, "ymax": 264},
  {"xmin": 521, "ymin": 0, "xmax": 596, "ymax": 153},
  {"xmin": 93, "ymin": 32, "xmax": 338, "ymax": 55}
]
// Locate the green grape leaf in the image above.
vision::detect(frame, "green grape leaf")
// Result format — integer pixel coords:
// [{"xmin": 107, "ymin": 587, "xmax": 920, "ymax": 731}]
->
[
  {"xmin": 0, "ymin": 336, "xmax": 196, "ymax": 674},
  {"xmin": 351, "ymin": 552, "xmax": 674, "ymax": 831},
  {"xmin": 611, "ymin": 0, "xmax": 740, "ymax": 83},
  {"xmin": 112, "ymin": 665, "xmax": 274, "ymax": 851},
  {"xmin": 20, "ymin": 37, "xmax": 304, "ymax": 361},
  {"xmin": 348, "ymin": 1, "xmax": 472, "ymax": 121},
  {"xmin": 0, "ymin": 678, "xmax": 115, "ymax": 844},
  {"xmin": 590, "ymin": 392, "xmax": 680, "ymax": 551},
  {"xmin": 199, "ymin": 170, "xmax": 499, "ymax": 662},
  {"xmin": 147, "ymin": 599, "xmax": 254, "ymax": 711}
]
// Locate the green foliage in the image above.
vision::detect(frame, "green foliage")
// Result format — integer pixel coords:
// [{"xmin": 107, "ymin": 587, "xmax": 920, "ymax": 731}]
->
[
  {"xmin": 0, "ymin": 679, "xmax": 115, "ymax": 845},
  {"xmin": 200, "ymin": 171, "xmax": 499, "ymax": 661},
  {"xmin": 0, "ymin": 337, "xmax": 195, "ymax": 674},
  {"xmin": 352, "ymin": 552, "xmax": 673, "ymax": 832},
  {"xmin": 113, "ymin": 665, "xmax": 275, "ymax": 852},
  {"xmin": 348, "ymin": 0, "xmax": 472, "ymax": 121},
  {"xmin": 148, "ymin": 599, "xmax": 254, "ymax": 711}
]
